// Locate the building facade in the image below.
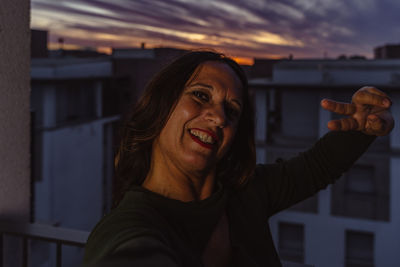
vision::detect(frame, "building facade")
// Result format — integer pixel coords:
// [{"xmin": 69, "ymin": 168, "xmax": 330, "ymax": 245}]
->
[
  {"xmin": 30, "ymin": 58, "xmax": 120, "ymax": 266},
  {"xmin": 250, "ymin": 59, "xmax": 400, "ymax": 267}
]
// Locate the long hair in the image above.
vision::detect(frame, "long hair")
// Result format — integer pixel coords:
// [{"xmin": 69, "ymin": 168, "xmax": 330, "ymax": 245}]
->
[{"xmin": 113, "ymin": 50, "xmax": 255, "ymax": 207}]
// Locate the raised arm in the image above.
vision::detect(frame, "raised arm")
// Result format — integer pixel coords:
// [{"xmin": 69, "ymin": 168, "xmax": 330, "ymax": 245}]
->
[{"xmin": 248, "ymin": 87, "xmax": 394, "ymax": 217}]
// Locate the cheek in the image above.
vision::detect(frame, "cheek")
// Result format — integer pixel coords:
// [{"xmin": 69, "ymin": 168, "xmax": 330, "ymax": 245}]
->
[
  {"xmin": 178, "ymin": 101, "xmax": 202, "ymax": 126},
  {"xmin": 164, "ymin": 101, "xmax": 199, "ymax": 136},
  {"xmin": 177, "ymin": 97, "xmax": 198, "ymax": 115},
  {"xmin": 181, "ymin": 108, "xmax": 193, "ymax": 122}
]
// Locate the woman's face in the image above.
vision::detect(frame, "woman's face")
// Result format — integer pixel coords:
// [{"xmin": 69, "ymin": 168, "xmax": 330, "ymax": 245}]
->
[{"xmin": 152, "ymin": 61, "xmax": 243, "ymax": 175}]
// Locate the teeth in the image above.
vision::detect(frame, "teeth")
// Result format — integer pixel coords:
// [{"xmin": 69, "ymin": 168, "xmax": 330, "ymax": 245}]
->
[{"xmin": 190, "ymin": 129, "xmax": 215, "ymax": 144}]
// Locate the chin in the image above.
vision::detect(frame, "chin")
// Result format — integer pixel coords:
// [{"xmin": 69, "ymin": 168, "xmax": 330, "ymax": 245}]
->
[{"xmin": 184, "ymin": 158, "xmax": 216, "ymax": 174}]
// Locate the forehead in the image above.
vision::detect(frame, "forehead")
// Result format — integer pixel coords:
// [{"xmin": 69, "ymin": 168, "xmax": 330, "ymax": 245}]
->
[{"xmin": 187, "ymin": 61, "xmax": 243, "ymax": 97}]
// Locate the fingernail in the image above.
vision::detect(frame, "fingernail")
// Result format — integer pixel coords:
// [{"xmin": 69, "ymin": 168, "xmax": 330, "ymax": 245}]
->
[{"xmin": 383, "ymin": 99, "xmax": 391, "ymax": 107}]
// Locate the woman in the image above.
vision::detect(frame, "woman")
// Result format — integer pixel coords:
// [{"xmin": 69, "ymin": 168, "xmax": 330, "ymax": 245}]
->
[{"xmin": 83, "ymin": 51, "xmax": 394, "ymax": 267}]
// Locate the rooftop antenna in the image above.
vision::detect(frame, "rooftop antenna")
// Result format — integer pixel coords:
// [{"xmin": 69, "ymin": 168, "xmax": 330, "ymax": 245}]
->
[{"xmin": 58, "ymin": 37, "xmax": 64, "ymax": 50}]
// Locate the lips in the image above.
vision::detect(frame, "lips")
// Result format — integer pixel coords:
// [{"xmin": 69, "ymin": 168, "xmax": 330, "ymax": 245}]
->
[{"xmin": 189, "ymin": 128, "xmax": 218, "ymax": 149}]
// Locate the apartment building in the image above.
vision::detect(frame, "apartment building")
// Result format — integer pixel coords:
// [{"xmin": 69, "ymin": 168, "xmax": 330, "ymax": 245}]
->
[
  {"xmin": 374, "ymin": 44, "xmax": 400, "ymax": 59},
  {"xmin": 30, "ymin": 57, "xmax": 120, "ymax": 266},
  {"xmin": 250, "ymin": 59, "xmax": 400, "ymax": 267}
]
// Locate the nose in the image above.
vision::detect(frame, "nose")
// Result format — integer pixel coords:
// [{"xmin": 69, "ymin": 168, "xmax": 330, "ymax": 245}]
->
[{"xmin": 205, "ymin": 104, "xmax": 227, "ymax": 128}]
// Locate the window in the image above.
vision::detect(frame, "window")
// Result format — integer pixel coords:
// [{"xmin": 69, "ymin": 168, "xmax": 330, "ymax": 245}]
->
[
  {"xmin": 345, "ymin": 165, "xmax": 375, "ymax": 194},
  {"xmin": 278, "ymin": 222, "xmax": 305, "ymax": 263},
  {"xmin": 56, "ymin": 82, "xmax": 97, "ymax": 125},
  {"xmin": 345, "ymin": 230, "xmax": 374, "ymax": 267},
  {"xmin": 102, "ymin": 77, "xmax": 131, "ymax": 117},
  {"xmin": 331, "ymin": 160, "xmax": 390, "ymax": 221},
  {"xmin": 268, "ymin": 89, "xmax": 319, "ymax": 146}
]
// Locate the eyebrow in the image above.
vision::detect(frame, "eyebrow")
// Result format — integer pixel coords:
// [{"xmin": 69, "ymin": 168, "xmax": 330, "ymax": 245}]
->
[
  {"xmin": 188, "ymin": 82, "xmax": 243, "ymax": 108},
  {"xmin": 189, "ymin": 82, "xmax": 214, "ymax": 90}
]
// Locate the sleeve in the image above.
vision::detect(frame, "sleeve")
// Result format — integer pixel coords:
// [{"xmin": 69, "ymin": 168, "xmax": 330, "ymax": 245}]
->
[
  {"xmin": 85, "ymin": 230, "xmax": 181, "ymax": 267},
  {"xmin": 98, "ymin": 234, "xmax": 180, "ymax": 267},
  {"xmin": 248, "ymin": 130, "xmax": 376, "ymax": 217}
]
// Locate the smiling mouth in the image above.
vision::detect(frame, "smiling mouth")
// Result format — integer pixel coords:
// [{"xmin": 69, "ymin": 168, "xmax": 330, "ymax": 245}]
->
[{"xmin": 189, "ymin": 128, "xmax": 217, "ymax": 149}]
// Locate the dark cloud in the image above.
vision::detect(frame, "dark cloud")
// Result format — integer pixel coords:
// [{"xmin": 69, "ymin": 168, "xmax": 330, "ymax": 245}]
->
[{"xmin": 32, "ymin": 0, "xmax": 400, "ymax": 59}]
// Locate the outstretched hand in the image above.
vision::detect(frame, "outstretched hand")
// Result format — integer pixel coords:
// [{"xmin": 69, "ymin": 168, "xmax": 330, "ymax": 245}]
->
[{"xmin": 321, "ymin": 86, "xmax": 394, "ymax": 136}]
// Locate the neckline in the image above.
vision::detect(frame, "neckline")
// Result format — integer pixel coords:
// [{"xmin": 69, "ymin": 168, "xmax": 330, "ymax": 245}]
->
[
  {"xmin": 124, "ymin": 182, "xmax": 225, "ymax": 210},
  {"xmin": 119, "ymin": 183, "xmax": 228, "ymax": 253}
]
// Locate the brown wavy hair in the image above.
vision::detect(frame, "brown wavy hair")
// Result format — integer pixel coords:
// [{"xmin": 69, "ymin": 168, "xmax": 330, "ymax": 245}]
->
[{"xmin": 113, "ymin": 50, "xmax": 255, "ymax": 207}]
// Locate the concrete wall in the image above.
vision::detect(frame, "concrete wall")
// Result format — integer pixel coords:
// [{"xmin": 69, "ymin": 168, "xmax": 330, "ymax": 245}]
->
[
  {"xmin": 274, "ymin": 60, "xmax": 400, "ymax": 86},
  {"xmin": 35, "ymin": 121, "xmax": 105, "ymax": 231},
  {"xmin": 0, "ymin": 0, "xmax": 31, "ymax": 221},
  {"xmin": 33, "ymin": 121, "xmax": 106, "ymax": 267}
]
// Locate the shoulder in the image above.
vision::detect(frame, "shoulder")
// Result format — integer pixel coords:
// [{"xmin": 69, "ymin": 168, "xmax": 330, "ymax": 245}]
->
[{"xmin": 83, "ymin": 193, "xmax": 173, "ymax": 265}]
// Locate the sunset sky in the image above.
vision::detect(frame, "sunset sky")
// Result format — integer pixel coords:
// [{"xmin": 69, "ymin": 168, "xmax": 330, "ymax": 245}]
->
[{"xmin": 31, "ymin": 0, "xmax": 400, "ymax": 62}]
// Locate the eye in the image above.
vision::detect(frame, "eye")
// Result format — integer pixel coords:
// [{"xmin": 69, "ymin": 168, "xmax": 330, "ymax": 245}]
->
[{"xmin": 192, "ymin": 90, "xmax": 210, "ymax": 102}]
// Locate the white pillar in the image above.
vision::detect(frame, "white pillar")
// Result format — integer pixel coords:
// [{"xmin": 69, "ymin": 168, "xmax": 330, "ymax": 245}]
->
[
  {"xmin": 42, "ymin": 85, "xmax": 56, "ymax": 128},
  {"xmin": 389, "ymin": 92, "xmax": 400, "ymax": 149},
  {"xmin": 319, "ymin": 90, "xmax": 331, "ymax": 138},
  {"xmin": 255, "ymin": 89, "xmax": 268, "ymax": 143},
  {"xmin": 375, "ymin": 157, "xmax": 400, "ymax": 267},
  {"xmin": 255, "ymin": 89, "xmax": 267, "ymax": 163},
  {"xmin": 318, "ymin": 90, "xmax": 332, "ymax": 217},
  {"xmin": 95, "ymin": 81, "xmax": 102, "ymax": 118}
]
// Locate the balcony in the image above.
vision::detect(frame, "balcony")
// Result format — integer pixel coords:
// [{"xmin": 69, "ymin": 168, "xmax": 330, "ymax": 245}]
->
[
  {"xmin": 0, "ymin": 221, "xmax": 313, "ymax": 267},
  {"xmin": 0, "ymin": 221, "xmax": 88, "ymax": 267}
]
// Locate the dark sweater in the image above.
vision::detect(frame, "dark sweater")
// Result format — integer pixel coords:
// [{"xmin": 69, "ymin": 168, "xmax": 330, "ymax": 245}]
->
[{"xmin": 83, "ymin": 131, "xmax": 375, "ymax": 267}]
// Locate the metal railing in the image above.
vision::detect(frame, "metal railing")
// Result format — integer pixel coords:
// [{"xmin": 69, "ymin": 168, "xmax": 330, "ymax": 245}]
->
[
  {"xmin": 0, "ymin": 221, "xmax": 313, "ymax": 267},
  {"xmin": 282, "ymin": 261, "xmax": 314, "ymax": 267},
  {"xmin": 0, "ymin": 221, "xmax": 89, "ymax": 267}
]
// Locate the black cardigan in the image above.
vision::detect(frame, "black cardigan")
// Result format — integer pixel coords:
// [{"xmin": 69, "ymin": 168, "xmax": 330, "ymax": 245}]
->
[{"xmin": 83, "ymin": 131, "xmax": 375, "ymax": 267}]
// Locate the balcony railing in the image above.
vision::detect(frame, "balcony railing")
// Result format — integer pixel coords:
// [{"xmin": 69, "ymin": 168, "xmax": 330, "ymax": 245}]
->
[
  {"xmin": 282, "ymin": 261, "xmax": 314, "ymax": 267},
  {"xmin": 0, "ymin": 221, "xmax": 313, "ymax": 267},
  {"xmin": 0, "ymin": 221, "xmax": 89, "ymax": 267}
]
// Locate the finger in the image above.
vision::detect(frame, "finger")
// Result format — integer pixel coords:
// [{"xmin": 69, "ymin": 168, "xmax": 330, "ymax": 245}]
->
[
  {"xmin": 352, "ymin": 89, "xmax": 391, "ymax": 108},
  {"xmin": 364, "ymin": 114, "xmax": 384, "ymax": 135},
  {"xmin": 340, "ymin": 117, "xmax": 359, "ymax": 131},
  {"xmin": 327, "ymin": 120, "xmax": 341, "ymax": 131},
  {"xmin": 321, "ymin": 99, "xmax": 356, "ymax": 115},
  {"xmin": 360, "ymin": 86, "xmax": 389, "ymax": 97},
  {"xmin": 367, "ymin": 114, "xmax": 384, "ymax": 132},
  {"xmin": 364, "ymin": 113, "xmax": 394, "ymax": 136},
  {"xmin": 327, "ymin": 117, "xmax": 359, "ymax": 131}
]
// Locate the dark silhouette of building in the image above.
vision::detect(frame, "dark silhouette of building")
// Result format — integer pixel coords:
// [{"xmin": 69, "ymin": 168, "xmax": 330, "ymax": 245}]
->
[
  {"xmin": 111, "ymin": 47, "xmax": 188, "ymax": 110},
  {"xmin": 249, "ymin": 59, "xmax": 283, "ymax": 79},
  {"xmin": 31, "ymin": 29, "xmax": 48, "ymax": 58},
  {"xmin": 374, "ymin": 44, "xmax": 400, "ymax": 59}
]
